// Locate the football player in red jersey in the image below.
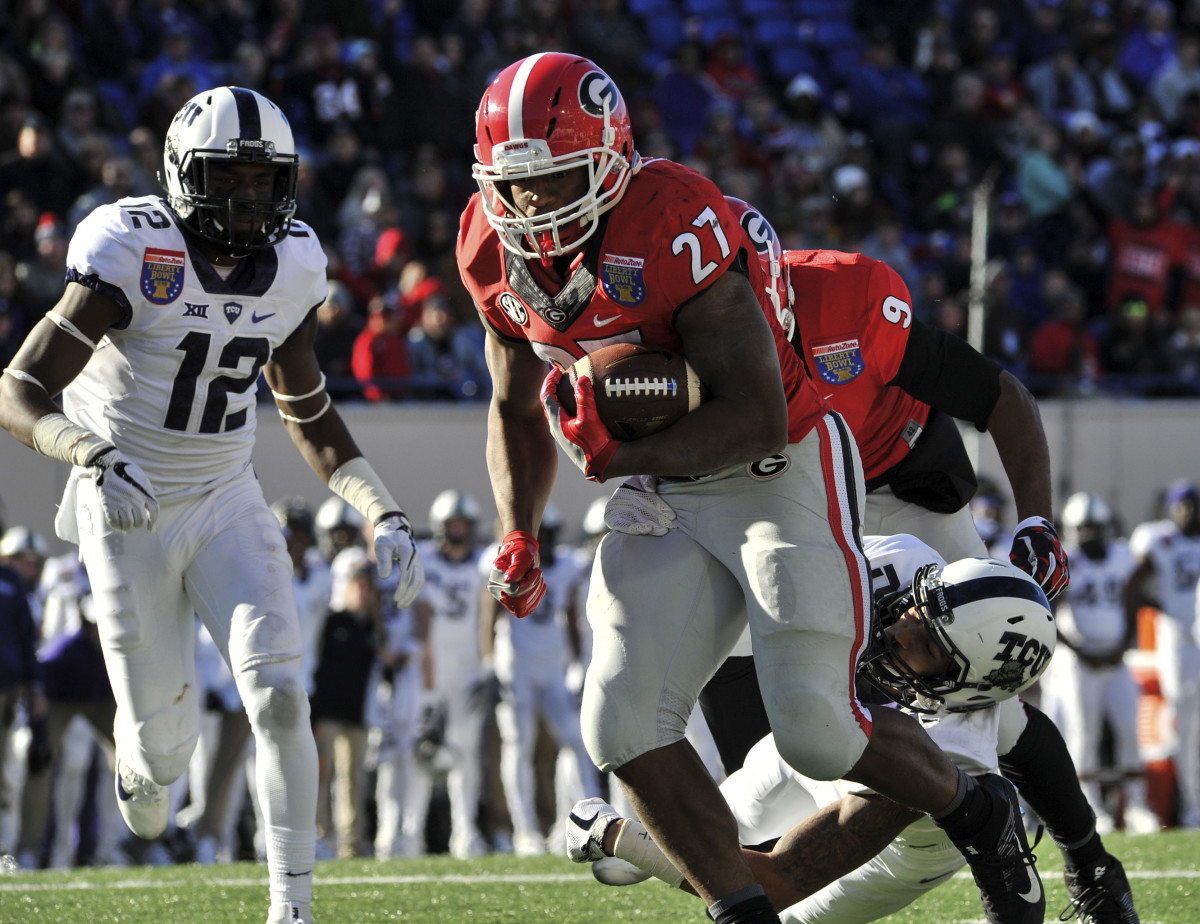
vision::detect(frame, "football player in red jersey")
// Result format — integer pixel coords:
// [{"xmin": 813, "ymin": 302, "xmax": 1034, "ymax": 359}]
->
[
  {"xmin": 458, "ymin": 53, "xmax": 1041, "ymax": 924},
  {"xmin": 708, "ymin": 198, "xmax": 1135, "ymax": 924}
]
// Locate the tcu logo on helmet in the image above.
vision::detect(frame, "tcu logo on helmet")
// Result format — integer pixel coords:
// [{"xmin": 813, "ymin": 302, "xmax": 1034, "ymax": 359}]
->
[
  {"xmin": 985, "ymin": 631, "xmax": 1053, "ymax": 692},
  {"xmin": 498, "ymin": 293, "xmax": 528, "ymax": 326},
  {"xmin": 579, "ymin": 71, "xmax": 619, "ymax": 118}
]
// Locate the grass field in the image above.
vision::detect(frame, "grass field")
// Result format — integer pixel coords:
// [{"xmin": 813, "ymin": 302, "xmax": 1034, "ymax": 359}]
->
[{"xmin": 1, "ymin": 830, "xmax": 1198, "ymax": 923}]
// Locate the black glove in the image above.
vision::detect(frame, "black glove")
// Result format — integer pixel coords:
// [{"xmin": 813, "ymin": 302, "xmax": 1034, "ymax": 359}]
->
[
  {"xmin": 27, "ymin": 717, "xmax": 53, "ymax": 775},
  {"xmin": 467, "ymin": 667, "xmax": 502, "ymax": 713},
  {"xmin": 1010, "ymin": 516, "xmax": 1070, "ymax": 602}
]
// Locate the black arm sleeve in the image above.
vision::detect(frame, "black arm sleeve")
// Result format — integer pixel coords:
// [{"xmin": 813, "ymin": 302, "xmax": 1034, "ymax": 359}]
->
[{"xmin": 889, "ymin": 319, "xmax": 1004, "ymax": 431}]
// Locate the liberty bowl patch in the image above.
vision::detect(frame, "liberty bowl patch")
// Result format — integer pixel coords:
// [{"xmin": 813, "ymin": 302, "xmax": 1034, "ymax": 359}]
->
[
  {"xmin": 141, "ymin": 248, "xmax": 186, "ymax": 304},
  {"xmin": 812, "ymin": 339, "xmax": 864, "ymax": 385},
  {"xmin": 601, "ymin": 255, "xmax": 646, "ymax": 306}
]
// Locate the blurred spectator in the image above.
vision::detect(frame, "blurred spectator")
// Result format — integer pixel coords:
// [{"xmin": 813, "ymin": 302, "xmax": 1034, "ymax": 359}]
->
[
  {"xmin": 137, "ymin": 24, "xmax": 219, "ymax": 112},
  {"xmin": 15, "ymin": 214, "xmax": 68, "ymax": 317},
  {"xmin": 311, "ymin": 546, "xmax": 384, "ymax": 860},
  {"xmin": 571, "ymin": 0, "xmax": 647, "ymax": 93},
  {"xmin": 404, "ymin": 279, "xmax": 489, "ymax": 401},
  {"xmin": 1081, "ymin": 28, "xmax": 1138, "ymax": 125},
  {"xmin": 704, "ymin": 31, "xmax": 759, "ymax": 103},
  {"xmin": 771, "ymin": 74, "xmax": 847, "ymax": 175},
  {"xmin": 315, "ymin": 122, "xmax": 367, "ymax": 219},
  {"xmin": 829, "ymin": 164, "xmax": 886, "ymax": 248},
  {"xmin": 0, "ymin": 113, "xmax": 83, "ymax": 223},
  {"xmin": 352, "ymin": 296, "xmax": 411, "ymax": 402},
  {"xmin": 844, "ymin": 26, "xmax": 930, "ymax": 189},
  {"xmin": 1153, "ymin": 31, "xmax": 1200, "ymax": 129},
  {"xmin": 24, "ymin": 14, "xmax": 85, "ymax": 122},
  {"xmin": 1100, "ymin": 294, "xmax": 1173, "ymax": 381},
  {"xmin": 278, "ymin": 25, "xmax": 377, "ymax": 150},
  {"xmin": 67, "ymin": 154, "xmax": 137, "ymax": 235},
  {"xmin": 982, "ymin": 258, "xmax": 1030, "ymax": 371},
  {"xmin": 315, "ymin": 280, "xmax": 364, "ymax": 402},
  {"xmin": 1024, "ymin": 45, "xmax": 1098, "ymax": 123},
  {"xmin": 1170, "ymin": 302, "xmax": 1200, "ymax": 379},
  {"xmin": 911, "ymin": 140, "xmax": 975, "ymax": 232},
  {"xmin": 652, "ymin": 40, "xmax": 719, "ymax": 159},
  {"xmin": 1118, "ymin": 0, "xmax": 1177, "ymax": 90},
  {"xmin": 0, "ymin": 251, "xmax": 36, "ymax": 366},
  {"xmin": 860, "ymin": 215, "xmax": 921, "ymax": 296},
  {"xmin": 1085, "ymin": 132, "xmax": 1150, "ymax": 220},
  {"xmin": 1015, "ymin": 116, "xmax": 1078, "ymax": 243},
  {"xmin": 1106, "ymin": 184, "xmax": 1186, "ymax": 316},
  {"xmin": 1028, "ymin": 279, "xmax": 1100, "ymax": 383}
]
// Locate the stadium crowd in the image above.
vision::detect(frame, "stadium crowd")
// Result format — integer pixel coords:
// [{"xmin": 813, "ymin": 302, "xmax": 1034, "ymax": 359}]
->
[{"xmin": 4, "ymin": 0, "xmax": 1200, "ymax": 399}]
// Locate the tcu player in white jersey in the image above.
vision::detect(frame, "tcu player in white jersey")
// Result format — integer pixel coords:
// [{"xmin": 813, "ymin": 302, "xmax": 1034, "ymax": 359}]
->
[
  {"xmin": 0, "ymin": 87, "xmax": 424, "ymax": 924},
  {"xmin": 481, "ymin": 503, "xmax": 601, "ymax": 856},
  {"xmin": 1043, "ymin": 493, "xmax": 1159, "ymax": 835},
  {"xmin": 404, "ymin": 490, "xmax": 490, "ymax": 858},
  {"xmin": 1126, "ymin": 480, "xmax": 1200, "ymax": 828},
  {"xmin": 569, "ymin": 534, "xmax": 1070, "ymax": 923}
]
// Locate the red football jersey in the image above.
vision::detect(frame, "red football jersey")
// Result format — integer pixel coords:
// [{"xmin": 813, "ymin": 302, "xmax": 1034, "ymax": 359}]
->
[
  {"xmin": 458, "ymin": 158, "xmax": 827, "ymax": 442},
  {"xmin": 785, "ymin": 250, "xmax": 931, "ymax": 481}
]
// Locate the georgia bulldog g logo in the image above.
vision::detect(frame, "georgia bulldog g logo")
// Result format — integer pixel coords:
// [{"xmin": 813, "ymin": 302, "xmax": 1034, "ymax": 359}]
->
[
  {"xmin": 579, "ymin": 72, "xmax": 619, "ymax": 118},
  {"xmin": 498, "ymin": 293, "xmax": 528, "ymax": 326}
]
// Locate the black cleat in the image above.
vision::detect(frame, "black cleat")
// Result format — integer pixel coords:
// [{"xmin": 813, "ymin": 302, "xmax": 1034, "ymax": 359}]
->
[
  {"xmin": 1061, "ymin": 854, "xmax": 1139, "ymax": 923},
  {"xmin": 948, "ymin": 774, "xmax": 1045, "ymax": 924}
]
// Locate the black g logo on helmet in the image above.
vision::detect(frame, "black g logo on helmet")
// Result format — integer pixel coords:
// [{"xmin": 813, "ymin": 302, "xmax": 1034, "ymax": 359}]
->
[{"xmin": 579, "ymin": 71, "xmax": 619, "ymax": 118}]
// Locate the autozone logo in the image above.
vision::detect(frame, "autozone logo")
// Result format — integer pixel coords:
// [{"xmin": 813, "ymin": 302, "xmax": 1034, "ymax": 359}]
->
[{"xmin": 604, "ymin": 376, "xmax": 678, "ymax": 398}]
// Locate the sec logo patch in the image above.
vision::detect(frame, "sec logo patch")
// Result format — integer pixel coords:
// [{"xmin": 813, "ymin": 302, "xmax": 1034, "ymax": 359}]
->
[
  {"xmin": 498, "ymin": 292, "xmax": 528, "ymax": 326},
  {"xmin": 748, "ymin": 453, "xmax": 790, "ymax": 480}
]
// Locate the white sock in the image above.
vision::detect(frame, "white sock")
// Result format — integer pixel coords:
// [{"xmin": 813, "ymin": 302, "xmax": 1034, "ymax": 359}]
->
[
  {"xmin": 267, "ymin": 825, "xmax": 315, "ymax": 906},
  {"xmin": 612, "ymin": 818, "xmax": 685, "ymax": 888}
]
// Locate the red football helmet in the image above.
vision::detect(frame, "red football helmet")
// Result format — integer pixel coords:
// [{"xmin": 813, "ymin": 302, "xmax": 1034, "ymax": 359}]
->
[
  {"xmin": 724, "ymin": 196, "xmax": 793, "ymax": 341},
  {"xmin": 472, "ymin": 53, "xmax": 638, "ymax": 259}
]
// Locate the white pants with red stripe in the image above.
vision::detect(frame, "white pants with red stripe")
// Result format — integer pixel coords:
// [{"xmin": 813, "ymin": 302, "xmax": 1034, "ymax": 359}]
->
[{"xmin": 582, "ymin": 414, "xmax": 874, "ymax": 780}]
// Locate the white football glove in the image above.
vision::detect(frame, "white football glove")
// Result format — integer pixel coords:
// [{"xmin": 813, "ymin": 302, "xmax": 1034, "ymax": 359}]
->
[
  {"xmin": 604, "ymin": 475, "xmax": 677, "ymax": 536},
  {"xmin": 374, "ymin": 512, "xmax": 424, "ymax": 607},
  {"xmin": 88, "ymin": 447, "xmax": 159, "ymax": 531}
]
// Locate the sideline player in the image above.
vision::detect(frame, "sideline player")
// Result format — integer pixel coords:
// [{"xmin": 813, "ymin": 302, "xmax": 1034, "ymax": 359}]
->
[
  {"xmin": 0, "ymin": 87, "xmax": 424, "ymax": 924},
  {"xmin": 1044, "ymin": 492, "xmax": 1159, "ymax": 835},
  {"xmin": 1125, "ymin": 479, "xmax": 1200, "ymax": 829},
  {"xmin": 569, "ymin": 534, "xmax": 1067, "ymax": 923},
  {"xmin": 707, "ymin": 199, "xmax": 1136, "ymax": 922},
  {"xmin": 481, "ymin": 503, "xmax": 602, "ymax": 855},
  {"xmin": 459, "ymin": 52, "xmax": 1040, "ymax": 924},
  {"xmin": 404, "ymin": 490, "xmax": 490, "ymax": 859}
]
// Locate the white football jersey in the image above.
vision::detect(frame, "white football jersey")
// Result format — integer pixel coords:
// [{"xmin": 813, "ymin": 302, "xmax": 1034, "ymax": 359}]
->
[
  {"xmin": 492, "ymin": 544, "xmax": 579, "ymax": 668},
  {"xmin": 1134, "ymin": 522, "xmax": 1200, "ymax": 630},
  {"xmin": 62, "ymin": 197, "xmax": 327, "ymax": 499},
  {"xmin": 418, "ymin": 539, "xmax": 486, "ymax": 662},
  {"xmin": 1056, "ymin": 540, "xmax": 1136, "ymax": 656}
]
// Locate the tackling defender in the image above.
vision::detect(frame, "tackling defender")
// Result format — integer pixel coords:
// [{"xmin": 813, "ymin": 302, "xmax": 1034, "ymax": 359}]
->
[
  {"xmin": 569, "ymin": 534, "xmax": 1064, "ymax": 923},
  {"xmin": 0, "ymin": 86, "xmax": 424, "ymax": 924}
]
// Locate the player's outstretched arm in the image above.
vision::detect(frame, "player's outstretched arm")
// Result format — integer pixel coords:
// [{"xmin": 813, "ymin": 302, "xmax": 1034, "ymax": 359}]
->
[
  {"xmin": 266, "ymin": 315, "xmax": 423, "ymax": 605},
  {"xmin": 986, "ymin": 371, "xmax": 1053, "ymax": 523},
  {"xmin": 1, "ymin": 283, "xmax": 159, "ymax": 532},
  {"xmin": 755, "ymin": 793, "xmax": 919, "ymax": 909}
]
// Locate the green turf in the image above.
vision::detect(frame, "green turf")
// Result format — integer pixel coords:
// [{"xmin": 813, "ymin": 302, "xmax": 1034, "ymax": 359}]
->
[{"xmin": 1, "ymin": 830, "xmax": 1197, "ymax": 923}]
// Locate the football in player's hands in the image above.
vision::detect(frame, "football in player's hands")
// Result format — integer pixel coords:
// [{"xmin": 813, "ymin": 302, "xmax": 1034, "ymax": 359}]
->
[{"xmin": 556, "ymin": 343, "xmax": 708, "ymax": 441}]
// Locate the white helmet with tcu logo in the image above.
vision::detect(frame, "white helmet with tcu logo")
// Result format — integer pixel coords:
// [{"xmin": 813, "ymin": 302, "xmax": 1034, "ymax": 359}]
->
[
  {"xmin": 162, "ymin": 85, "xmax": 299, "ymax": 252},
  {"xmin": 472, "ymin": 52, "xmax": 639, "ymax": 259},
  {"xmin": 862, "ymin": 556, "xmax": 1056, "ymax": 713}
]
